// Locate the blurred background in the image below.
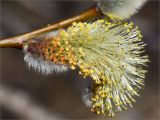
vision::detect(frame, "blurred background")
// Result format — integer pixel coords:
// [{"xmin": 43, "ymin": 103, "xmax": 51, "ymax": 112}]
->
[{"xmin": 0, "ymin": 0, "xmax": 159, "ymax": 120}]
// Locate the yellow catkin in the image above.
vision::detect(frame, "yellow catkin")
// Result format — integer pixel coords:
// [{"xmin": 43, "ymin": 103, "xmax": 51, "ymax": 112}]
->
[{"xmin": 27, "ymin": 18, "xmax": 148, "ymax": 117}]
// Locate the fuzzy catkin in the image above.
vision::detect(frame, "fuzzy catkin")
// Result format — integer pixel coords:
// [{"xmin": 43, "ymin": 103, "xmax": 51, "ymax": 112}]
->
[
  {"xmin": 95, "ymin": 0, "xmax": 147, "ymax": 19},
  {"xmin": 23, "ymin": 19, "xmax": 148, "ymax": 117}
]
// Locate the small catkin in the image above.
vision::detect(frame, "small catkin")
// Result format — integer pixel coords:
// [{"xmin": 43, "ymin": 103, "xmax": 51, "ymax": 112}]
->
[{"xmin": 95, "ymin": 0, "xmax": 147, "ymax": 20}]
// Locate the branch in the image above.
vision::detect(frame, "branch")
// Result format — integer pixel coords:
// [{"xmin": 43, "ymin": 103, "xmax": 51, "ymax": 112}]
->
[{"xmin": 0, "ymin": 6, "xmax": 101, "ymax": 48}]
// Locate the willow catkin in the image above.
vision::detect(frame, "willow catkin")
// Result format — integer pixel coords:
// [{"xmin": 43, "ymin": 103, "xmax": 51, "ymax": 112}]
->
[
  {"xmin": 23, "ymin": 19, "xmax": 149, "ymax": 116},
  {"xmin": 95, "ymin": 0, "xmax": 147, "ymax": 20}
]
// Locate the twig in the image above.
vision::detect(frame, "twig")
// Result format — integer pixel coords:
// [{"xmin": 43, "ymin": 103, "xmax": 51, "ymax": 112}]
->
[{"xmin": 0, "ymin": 6, "xmax": 101, "ymax": 48}]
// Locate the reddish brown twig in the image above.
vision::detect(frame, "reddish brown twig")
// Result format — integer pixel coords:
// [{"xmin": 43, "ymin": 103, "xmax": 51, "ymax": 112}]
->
[{"xmin": 0, "ymin": 6, "xmax": 101, "ymax": 48}]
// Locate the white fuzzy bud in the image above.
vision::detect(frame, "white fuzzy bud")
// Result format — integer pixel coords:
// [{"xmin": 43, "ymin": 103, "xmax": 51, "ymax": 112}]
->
[
  {"xmin": 82, "ymin": 88, "xmax": 92, "ymax": 107},
  {"xmin": 95, "ymin": 0, "xmax": 147, "ymax": 19}
]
